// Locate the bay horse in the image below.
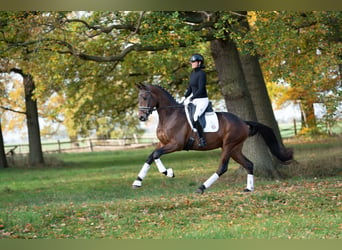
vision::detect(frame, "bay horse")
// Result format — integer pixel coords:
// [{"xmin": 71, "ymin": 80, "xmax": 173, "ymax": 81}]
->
[{"xmin": 132, "ymin": 83, "xmax": 293, "ymax": 194}]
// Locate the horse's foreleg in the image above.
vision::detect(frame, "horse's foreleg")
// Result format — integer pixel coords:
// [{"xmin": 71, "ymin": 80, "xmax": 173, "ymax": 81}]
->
[
  {"xmin": 132, "ymin": 162, "xmax": 151, "ymax": 188},
  {"xmin": 155, "ymin": 158, "xmax": 174, "ymax": 177},
  {"xmin": 195, "ymin": 151, "xmax": 230, "ymax": 194},
  {"xmin": 152, "ymin": 148, "xmax": 175, "ymax": 177},
  {"xmin": 132, "ymin": 152, "xmax": 154, "ymax": 188},
  {"xmin": 132, "ymin": 146, "xmax": 176, "ymax": 189}
]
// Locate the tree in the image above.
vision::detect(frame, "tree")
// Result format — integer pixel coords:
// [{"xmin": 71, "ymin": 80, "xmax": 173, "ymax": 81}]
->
[
  {"xmin": 210, "ymin": 35, "xmax": 281, "ymax": 178},
  {"xmin": 236, "ymin": 11, "xmax": 283, "ymax": 144},
  {"xmin": 252, "ymin": 11, "xmax": 342, "ymax": 133},
  {"xmin": 0, "ymin": 119, "xmax": 8, "ymax": 168},
  {"xmin": 1, "ymin": 11, "xmax": 289, "ymax": 177},
  {"xmin": 11, "ymin": 68, "xmax": 44, "ymax": 165},
  {"xmin": 0, "ymin": 61, "xmax": 8, "ymax": 168},
  {"xmin": 0, "ymin": 12, "xmax": 46, "ymax": 165}
]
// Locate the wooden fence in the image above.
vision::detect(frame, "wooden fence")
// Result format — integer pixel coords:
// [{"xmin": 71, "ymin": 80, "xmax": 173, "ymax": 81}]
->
[
  {"xmin": 4, "ymin": 120, "xmax": 303, "ymax": 157},
  {"xmin": 4, "ymin": 136, "xmax": 159, "ymax": 156}
]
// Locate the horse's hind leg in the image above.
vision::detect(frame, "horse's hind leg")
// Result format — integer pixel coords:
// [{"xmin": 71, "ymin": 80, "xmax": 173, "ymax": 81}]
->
[
  {"xmin": 195, "ymin": 147, "xmax": 231, "ymax": 194},
  {"xmin": 231, "ymin": 148, "xmax": 254, "ymax": 192}
]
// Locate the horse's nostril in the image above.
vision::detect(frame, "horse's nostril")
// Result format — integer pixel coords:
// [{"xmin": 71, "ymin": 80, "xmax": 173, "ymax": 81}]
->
[{"xmin": 139, "ymin": 116, "xmax": 146, "ymax": 121}]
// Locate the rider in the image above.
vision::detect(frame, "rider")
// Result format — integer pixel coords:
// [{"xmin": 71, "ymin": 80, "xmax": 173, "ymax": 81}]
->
[{"xmin": 184, "ymin": 53, "xmax": 209, "ymax": 148}]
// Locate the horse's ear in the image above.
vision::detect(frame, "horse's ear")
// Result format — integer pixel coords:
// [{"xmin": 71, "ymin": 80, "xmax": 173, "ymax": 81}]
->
[{"xmin": 136, "ymin": 82, "xmax": 146, "ymax": 90}]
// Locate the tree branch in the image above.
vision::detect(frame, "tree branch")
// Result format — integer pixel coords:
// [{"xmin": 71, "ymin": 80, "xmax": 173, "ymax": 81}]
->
[
  {"xmin": 64, "ymin": 18, "xmax": 137, "ymax": 39},
  {"xmin": 2, "ymin": 12, "xmax": 217, "ymax": 64},
  {"xmin": 77, "ymin": 41, "xmax": 190, "ymax": 62},
  {"xmin": 0, "ymin": 106, "xmax": 26, "ymax": 115},
  {"xmin": 133, "ymin": 11, "xmax": 146, "ymax": 35}
]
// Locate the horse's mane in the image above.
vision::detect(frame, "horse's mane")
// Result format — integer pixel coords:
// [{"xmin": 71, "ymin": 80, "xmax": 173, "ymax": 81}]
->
[{"xmin": 152, "ymin": 85, "xmax": 180, "ymax": 105}]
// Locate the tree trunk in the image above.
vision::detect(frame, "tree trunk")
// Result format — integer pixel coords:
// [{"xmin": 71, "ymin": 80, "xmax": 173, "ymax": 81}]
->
[
  {"xmin": 210, "ymin": 38, "xmax": 281, "ymax": 179},
  {"xmin": 211, "ymin": 39, "xmax": 253, "ymax": 117},
  {"xmin": 0, "ymin": 120, "xmax": 8, "ymax": 168},
  {"xmin": 11, "ymin": 68, "xmax": 44, "ymax": 166},
  {"xmin": 240, "ymin": 55, "xmax": 284, "ymax": 142},
  {"xmin": 23, "ymin": 72, "xmax": 44, "ymax": 165},
  {"xmin": 299, "ymin": 99, "xmax": 317, "ymax": 130},
  {"xmin": 238, "ymin": 11, "xmax": 283, "ymax": 144}
]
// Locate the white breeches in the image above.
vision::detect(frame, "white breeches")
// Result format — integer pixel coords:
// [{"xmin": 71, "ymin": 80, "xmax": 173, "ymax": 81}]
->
[{"xmin": 185, "ymin": 96, "xmax": 209, "ymax": 122}]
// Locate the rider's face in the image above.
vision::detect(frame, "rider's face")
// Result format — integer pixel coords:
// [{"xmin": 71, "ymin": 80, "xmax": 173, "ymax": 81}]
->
[{"xmin": 190, "ymin": 61, "xmax": 200, "ymax": 69}]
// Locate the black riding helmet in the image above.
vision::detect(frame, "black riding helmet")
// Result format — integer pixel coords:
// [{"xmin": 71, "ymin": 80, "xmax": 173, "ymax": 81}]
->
[{"xmin": 189, "ymin": 54, "xmax": 205, "ymax": 68}]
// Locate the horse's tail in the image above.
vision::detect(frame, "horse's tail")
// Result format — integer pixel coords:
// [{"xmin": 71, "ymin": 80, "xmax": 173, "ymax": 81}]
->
[{"xmin": 245, "ymin": 121, "xmax": 293, "ymax": 163}]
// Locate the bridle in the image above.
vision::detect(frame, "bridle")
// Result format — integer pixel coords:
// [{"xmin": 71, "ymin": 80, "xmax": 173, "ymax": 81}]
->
[
  {"xmin": 138, "ymin": 90, "xmax": 155, "ymax": 117},
  {"xmin": 138, "ymin": 90, "xmax": 183, "ymax": 118}
]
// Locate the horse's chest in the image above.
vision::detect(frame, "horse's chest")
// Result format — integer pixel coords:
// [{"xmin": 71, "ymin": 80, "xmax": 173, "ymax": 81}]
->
[{"xmin": 156, "ymin": 126, "xmax": 172, "ymax": 143}]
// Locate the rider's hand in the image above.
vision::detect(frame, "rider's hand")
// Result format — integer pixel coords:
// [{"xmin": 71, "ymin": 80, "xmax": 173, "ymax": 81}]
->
[{"xmin": 184, "ymin": 97, "xmax": 191, "ymax": 105}]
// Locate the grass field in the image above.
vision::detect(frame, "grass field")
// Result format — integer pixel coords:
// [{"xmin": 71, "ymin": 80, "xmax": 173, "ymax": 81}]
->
[{"xmin": 0, "ymin": 139, "xmax": 341, "ymax": 239}]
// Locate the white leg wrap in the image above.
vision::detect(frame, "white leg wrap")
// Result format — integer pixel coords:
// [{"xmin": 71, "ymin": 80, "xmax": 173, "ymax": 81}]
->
[
  {"xmin": 155, "ymin": 158, "xmax": 174, "ymax": 178},
  {"xmin": 246, "ymin": 174, "xmax": 254, "ymax": 191},
  {"xmin": 132, "ymin": 163, "xmax": 150, "ymax": 187},
  {"xmin": 132, "ymin": 180, "xmax": 142, "ymax": 187},
  {"xmin": 137, "ymin": 163, "xmax": 150, "ymax": 180},
  {"xmin": 203, "ymin": 173, "xmax": 219, "ymax": 189},
  {"xmin": 155, "ymin": 158, "xmax": 167, "ymax": 173}
]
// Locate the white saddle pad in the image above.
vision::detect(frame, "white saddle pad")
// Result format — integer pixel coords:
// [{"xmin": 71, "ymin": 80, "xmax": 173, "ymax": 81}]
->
[
  {"xmin": 202, "ymin": 112, "xmax": 219, "ymax": 132},
  {"xmin": 185, "ymin": 110, "xmax": 219, "ymax": 133}
]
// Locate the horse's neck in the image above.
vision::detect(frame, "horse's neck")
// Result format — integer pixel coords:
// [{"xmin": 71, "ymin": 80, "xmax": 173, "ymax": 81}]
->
[
  {"xmin": 155, "ymin": 89, "xmax": 178, "ymax": 110},
  {"xmin": 154, "ymin": 88, "xmax": 184, "ymax": 123},
  {"xmin": 156, "ymin": 105, "xmax": 185, "ymax": 127}
]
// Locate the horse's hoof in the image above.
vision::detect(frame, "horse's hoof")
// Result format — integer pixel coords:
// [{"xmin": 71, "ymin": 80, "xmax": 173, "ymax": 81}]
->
[
  {"xmin": 166, "ymin": 168, "xmax": 175, "ymax": 178},
  {"xmin": 132, "ymin": 180, "xmax": 142, "ymax": 188},
  {"xmin": 243, "ymin": 188, "xmax": 253, "ymax": 192},
  {"xmin": 194, "ymin": 188, "xmax": 204, "ymax": 194},
  {"xmin": 195, "ymin": 185, "xmax": 205, "ymax": 194}
]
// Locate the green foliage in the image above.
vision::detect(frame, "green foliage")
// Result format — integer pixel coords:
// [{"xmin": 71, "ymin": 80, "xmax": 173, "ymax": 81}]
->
[
  {"xmin": 1, "ymin": 11, "xmax": 340, "ymax": 140},
  {"xmin": 0, "ymin": 11, "xmax": 246, "ymax": 139},
  {"xmin": 251, "ymin": 11, "xmax": 341, "ymax": 131},
  {"xmin": 0, "ymin": 12, "xmax": 71, "ymax": 135},
  {"xmin": 319, "ymin": 94, "xmax": 341, "ymax": 135}
]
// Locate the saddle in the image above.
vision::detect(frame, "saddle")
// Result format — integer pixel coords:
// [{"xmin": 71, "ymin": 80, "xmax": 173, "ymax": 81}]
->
[{"xmin": 186, "ymin": 102, "xmax": 219, "ymax": 133}]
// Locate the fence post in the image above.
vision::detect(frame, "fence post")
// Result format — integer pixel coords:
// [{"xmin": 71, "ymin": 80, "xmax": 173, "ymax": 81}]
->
[
  {"xmin": 293, "ymin": 119, "xmax": 297, "ymax": 136},
  {"xmin": 58, "ymin": 140, "xmax": 61, "ymax": 153},
  {"xmin": 133, "ymin": 134, "xmax": 138, "ymax": 144},
  {"xmin": 89, "ymin": 139, "xmax": 93, "ymax": 152}
]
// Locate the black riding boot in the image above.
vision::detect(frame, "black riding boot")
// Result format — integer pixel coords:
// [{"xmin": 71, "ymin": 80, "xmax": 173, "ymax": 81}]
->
[{"xmin": 195, "ymin": 120, "xmax": 206, "ymax": 147}]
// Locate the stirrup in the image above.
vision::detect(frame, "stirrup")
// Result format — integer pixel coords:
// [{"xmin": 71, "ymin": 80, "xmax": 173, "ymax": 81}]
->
[{"xmin": 198, "ymin": 138, "xmax": 207, "ymax": 147}]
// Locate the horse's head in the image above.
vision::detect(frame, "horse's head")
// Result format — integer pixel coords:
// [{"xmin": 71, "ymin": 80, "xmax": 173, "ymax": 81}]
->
[{"xmin": 136, "ymin": 83, "xmax": 158, "ymax": 121}]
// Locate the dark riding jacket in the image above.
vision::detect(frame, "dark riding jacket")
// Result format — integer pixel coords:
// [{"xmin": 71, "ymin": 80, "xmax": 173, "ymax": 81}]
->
[{"xmin": 184, "ymin": 68, "xmax": 208, "ymax": 101}]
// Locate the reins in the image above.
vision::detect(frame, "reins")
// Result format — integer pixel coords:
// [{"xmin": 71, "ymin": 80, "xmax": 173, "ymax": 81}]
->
[{"xmin": 139, "ymin": 105, "xmax": 183, "ymax": 112}]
